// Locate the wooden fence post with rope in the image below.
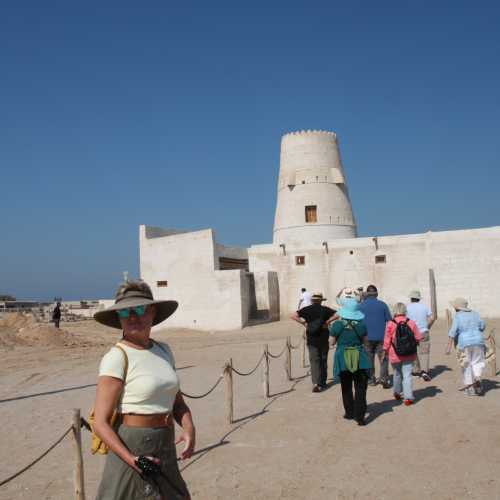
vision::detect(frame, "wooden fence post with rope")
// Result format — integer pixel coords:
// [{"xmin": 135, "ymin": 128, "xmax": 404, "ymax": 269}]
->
[
  {"xmin": 224, "ymin": 359, "xmax": 234, "ymax": 424},
  {"xmin": 262, "ymin": 344, "xmax": 270, "ymax": 398},
  {"xmin": 301, "ymin": 332, "xmax": 307, "ymax": 368},
  {"xmin": 286, "ymin": 337, "xmax": 292, "ymax": 381},
  {"xmin": 71, "ymin": 408, "xmax": 85, "ymax": 500},
  {"xmin": 487, "ymin": 330, "xmax": 497, "ymax": 377}
]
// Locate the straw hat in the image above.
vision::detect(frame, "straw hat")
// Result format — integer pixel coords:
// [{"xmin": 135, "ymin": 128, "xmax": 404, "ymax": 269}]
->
[
  {"xmin": 409, "ymin": 290, "xmax": 422, "ymax": 300},
  {"xmin": 450, "ymin": 297, "xmax": 471, "ymax": 312},
  {"xmin": 94, "ymin": 280, "xmax": 178, "ymax": 329}
]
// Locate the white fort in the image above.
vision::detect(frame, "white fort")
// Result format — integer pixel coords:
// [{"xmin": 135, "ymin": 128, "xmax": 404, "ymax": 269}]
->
[{"xmin": 140, "ymin": 129, "xmax": 500, "ymax": 330}]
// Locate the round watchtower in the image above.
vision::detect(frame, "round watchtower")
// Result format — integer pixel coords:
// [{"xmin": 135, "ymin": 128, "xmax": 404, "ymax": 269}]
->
[{"xmin": 273, "ymin": 130, "xmax": 357, "ymax": 244}]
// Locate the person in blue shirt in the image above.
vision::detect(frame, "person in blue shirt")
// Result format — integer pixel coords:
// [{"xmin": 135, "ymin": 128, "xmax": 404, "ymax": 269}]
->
[
  {"xmin": 446, "ymin": 297, "xmax": 486, "ymax": 396},
  {"xmin": 359, "ymin": 285, "xmax": 392, "ymax": 388}
]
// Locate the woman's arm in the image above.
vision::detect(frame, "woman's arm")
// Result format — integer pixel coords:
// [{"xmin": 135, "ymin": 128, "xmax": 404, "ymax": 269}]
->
[
  {"xmin": 173, "ymin": 392, "xmax": 196, "ymax": 460},
  {"xmin": 93, "ymin": 376, "xmax": 142, "ymax": 472}
]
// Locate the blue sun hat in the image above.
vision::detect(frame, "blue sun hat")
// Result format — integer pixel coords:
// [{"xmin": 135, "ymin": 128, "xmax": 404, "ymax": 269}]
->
[{"xmin": 338, "ymin": 297, "xmax": 365, "ymax": 321}]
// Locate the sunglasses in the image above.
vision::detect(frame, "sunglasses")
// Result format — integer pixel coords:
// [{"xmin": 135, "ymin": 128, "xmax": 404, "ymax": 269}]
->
[{"xmin": 117, "ymin": 305, "xmax": 147, "ymax": 319}]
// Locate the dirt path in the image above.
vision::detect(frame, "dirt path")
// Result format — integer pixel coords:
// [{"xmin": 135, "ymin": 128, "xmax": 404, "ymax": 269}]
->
[{"xmin": 0, "ymin": 318, "xmax": 499, "ymax": 499}]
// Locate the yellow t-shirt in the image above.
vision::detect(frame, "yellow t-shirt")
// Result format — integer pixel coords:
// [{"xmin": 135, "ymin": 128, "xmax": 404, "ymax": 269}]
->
[{"xmin": 99, "ymin": 341, "xmax": 179, "ymax": 414}]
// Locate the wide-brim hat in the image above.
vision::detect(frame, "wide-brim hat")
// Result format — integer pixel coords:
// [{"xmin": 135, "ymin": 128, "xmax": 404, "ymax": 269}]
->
[
  {"xmin": 338, "ymin": 298, "xmax": 365, "ymax": 321},
  {"xmin": 409, "ymin": 290, "xmax": 422, "ymax": 300},
  {"xmin": 450, "ymin": 297, "xmax": 471, "ymax": 312},
  {"xmin": 311, "ymin": 293, "xmax": 327, "ymax": 301},
  {"xmin": 94, "ymin": 281, "xmax": 178, "ymax": 329}
]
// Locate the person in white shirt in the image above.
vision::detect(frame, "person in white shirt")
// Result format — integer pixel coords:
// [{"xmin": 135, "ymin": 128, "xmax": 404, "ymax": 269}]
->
[
  {"xmin": 298, "ymin": 288, "xmax": 313, "ymax": 310},
  {"xmin": 93, "ymin": 280, "xmax": 194, "ymax": 500},
  {"xmin": 406, "ymin": 290, "xmax": 435, "ymax": 381}
]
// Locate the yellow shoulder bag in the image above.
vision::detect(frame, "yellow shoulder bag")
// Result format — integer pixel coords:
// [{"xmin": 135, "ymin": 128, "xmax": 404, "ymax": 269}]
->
[{"xmin": 89, "ymin": 343, "xmax": 129, "ymax": 455}]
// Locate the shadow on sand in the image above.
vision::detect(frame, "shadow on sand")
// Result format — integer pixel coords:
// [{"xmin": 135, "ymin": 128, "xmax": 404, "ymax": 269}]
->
[
  {"xmin": 179, "ymin": 377, "xmax": 307, "ymax": 471},
  {"xmin": 366, "ymin": 385, "xmax": 443, "ymax": 424}
]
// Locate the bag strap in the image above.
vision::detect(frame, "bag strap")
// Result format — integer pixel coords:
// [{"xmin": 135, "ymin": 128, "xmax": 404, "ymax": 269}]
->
[
  {"xmin": 114, "ymin": 343, "xmax": 129, "ymax": 380},
  {"xmin": 113, "ymin": 343, "xmax": 129, "ymax": 411}
]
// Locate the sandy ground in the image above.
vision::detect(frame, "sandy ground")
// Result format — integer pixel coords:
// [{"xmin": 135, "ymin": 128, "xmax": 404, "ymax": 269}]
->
[{"xmin": 0, "ymin": 317, "xmax": 499, "ymax": 500}]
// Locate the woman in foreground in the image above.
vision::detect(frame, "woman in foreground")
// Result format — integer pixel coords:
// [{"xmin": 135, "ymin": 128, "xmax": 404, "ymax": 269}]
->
[{"xmin": 93, "ymin": 280, "xmax": 194, "ymax": 500}]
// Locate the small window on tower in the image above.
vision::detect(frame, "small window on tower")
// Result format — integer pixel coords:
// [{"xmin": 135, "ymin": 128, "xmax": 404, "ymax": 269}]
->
[
  {"xmin": 375, "ymin": 255, "xmax": 387, "ymax": 264},
  {"xmin": 305, "ymin": 205, "xmax": 317, "ymax": 223},
  {"xmin": 295, "ymin": 256, "xmax": 305, "ymax": 266}
]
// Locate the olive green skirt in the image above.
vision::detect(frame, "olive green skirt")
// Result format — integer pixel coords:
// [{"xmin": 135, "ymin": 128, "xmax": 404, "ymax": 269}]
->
[{"xmin": 96, "ymin": 424, "xmax": 189, "ymax": 500}]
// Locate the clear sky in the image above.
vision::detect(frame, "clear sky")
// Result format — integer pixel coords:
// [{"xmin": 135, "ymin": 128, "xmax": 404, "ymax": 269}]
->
[{"xmin": 1, "ymin": 1, "xmax": 499, "ymax": 301}]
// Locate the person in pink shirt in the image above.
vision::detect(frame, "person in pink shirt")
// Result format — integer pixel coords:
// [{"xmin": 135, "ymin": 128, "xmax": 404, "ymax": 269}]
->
[{"xmin": 383, "ymin": 303, "xmax": 423, "ymax": 406}]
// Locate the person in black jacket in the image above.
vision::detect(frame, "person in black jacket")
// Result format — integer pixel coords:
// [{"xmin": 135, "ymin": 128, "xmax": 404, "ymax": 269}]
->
[
  {"xmin": 52, "ymin": 302, "xmax": 62, "ymax": 328},
  {"xmin": 292, "ymin": 293, "xmax": 337, "ymax": 392}
]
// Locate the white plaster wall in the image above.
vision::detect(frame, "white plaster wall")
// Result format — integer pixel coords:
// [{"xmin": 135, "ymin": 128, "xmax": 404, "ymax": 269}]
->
[
  {"xmin": 250, "ymin": 226, "xmax": 500, "ymax": 318},
  {"xmin": 273, "ymin": 130, "xmax": 357, "ymax": 244},
  {"xmin": 140, "ymin": 226, "xmax": 247, "ymax": 330}
]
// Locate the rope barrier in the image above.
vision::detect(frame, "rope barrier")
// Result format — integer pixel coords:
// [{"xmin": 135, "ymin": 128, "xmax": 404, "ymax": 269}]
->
[
  {"xmin": 0, "ymin": 426, "xmax": 73, "ymax": 487},
  {"xmin": 268, "ymin": 345, "xmax": 287, "ymax": 359},
  {"xmin": 181, "ymin": 374, "xmax": 224, "ymax": 399},
  {"xmin": 231, "ymin": 353, "xmax": 265, "ymax": 377}
]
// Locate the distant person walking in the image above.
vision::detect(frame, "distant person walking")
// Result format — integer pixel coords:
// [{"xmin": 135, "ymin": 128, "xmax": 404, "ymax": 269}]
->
[
  {"xmin": 359, "ymin": 285, "xmax": 392, "ymax": 388},
  {"xmin": 52, "ymin": 302, "xmax": 62, "ymax": 328},
  {"xmin": 298, "ymin": 288, "xmax": 313, "ymax": 310},
  {"xmin": 329, "ymin": 299, "xmax": 371, "ymax": 425},
  {"xmin": 384, "ymin": 303, "xmax": 423, "ymax": 406},
  {"xmin": 292, "ymin": 293, "xmax": 336, "ymax": 392},
  {"xmin": 446, "ymin": 298, "xmax": 486, "ymax": 396},
  {"xmin": 406, "ymin": 290, "xmax": 435, "ymax": 381}
]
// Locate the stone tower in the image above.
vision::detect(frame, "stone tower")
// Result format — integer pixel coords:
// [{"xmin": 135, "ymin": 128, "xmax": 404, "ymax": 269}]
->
[{"xmin": 273, "ymin": 130, "xmax": 357, "ymax": 244}]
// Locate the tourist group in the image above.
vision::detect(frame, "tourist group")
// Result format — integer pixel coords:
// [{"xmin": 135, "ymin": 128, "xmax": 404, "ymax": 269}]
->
[{"xmin": 292, "ymin": 285, "xmax": 488, "ymax": 426}]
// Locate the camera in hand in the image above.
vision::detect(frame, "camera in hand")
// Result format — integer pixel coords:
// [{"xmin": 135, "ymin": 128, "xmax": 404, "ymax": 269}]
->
[{"xmin": 135, "ymin": 455, "xmax": 161, "ymax": 479}]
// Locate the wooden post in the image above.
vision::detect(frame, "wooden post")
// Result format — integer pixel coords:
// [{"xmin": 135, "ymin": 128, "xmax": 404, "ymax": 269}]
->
[
  {"xmin": 262, "ymin": 344, "xmax": 270, "ymax": 398},
  {"xmin": 286, "ymin": 337, "xmax": 292, "ymax": 381},
  {"xmin": 224, "ymin": 359, "xmax": 234, "ymax": 424},
  {"xmin": 429, "ymin": 268, "xmax": 437, "ymax": 320},
  {"xmin": 71, "ymin": 408, "xmax": 86, "ymax": 500},
  {"xmin": 487, "ymin": 330, "xmax": 497, "ymax": 377},
  {"xmin": 301, "ymin": 331, "xmax": 306, "ymax": 368}
]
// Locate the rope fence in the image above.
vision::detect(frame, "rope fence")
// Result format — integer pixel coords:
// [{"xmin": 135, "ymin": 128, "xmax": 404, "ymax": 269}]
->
[
  {"xmin": 181, "ymin": 374, "xmax": 224, "ymax": 399},
  {"xmin": 0, "ymin": 333, "xmax": 307, "ymax": 498},
  {"xmin": 0, "ymin": 426, "xmax": 73, "ymax": 487}
]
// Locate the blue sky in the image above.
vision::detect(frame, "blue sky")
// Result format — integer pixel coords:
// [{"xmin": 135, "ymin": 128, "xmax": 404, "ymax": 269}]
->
[{"xmin": 1, "ymin": 1, "xmax": 499, "ymax": 300}]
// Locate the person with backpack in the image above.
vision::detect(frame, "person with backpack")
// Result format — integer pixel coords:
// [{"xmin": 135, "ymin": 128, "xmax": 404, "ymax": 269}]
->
[
  {"xmin": 383, "ymin": 303, "xmax": 423, "ymax": 406},
  {"xmin": 329, "ymin": 299, "xmax": 371, "ymax": 426},
  {"xmin": 292, "ymin": 293, "xmax": 337, "ymax": 392}
]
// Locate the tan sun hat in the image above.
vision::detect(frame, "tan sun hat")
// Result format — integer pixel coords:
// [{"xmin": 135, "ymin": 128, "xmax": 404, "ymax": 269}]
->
[
  {"xmin": 409, "ymin": 290, "xmax": 422, "ymax": 300},
  {"xmin": 450, "ymin": 297, "xmax": 471, "ymax": 312},
  {"xmin": 94, "ymin": 280, "xmax": 178, "ymax": 329},
  {"xmin": 311, "ymin": 293, "xmax": 327, "ymax": 302}
]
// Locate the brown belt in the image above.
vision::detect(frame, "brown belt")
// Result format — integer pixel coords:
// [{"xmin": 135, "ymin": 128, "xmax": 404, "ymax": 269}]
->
[{"xmin": 121, "ymin": 413, "xmax": 173, "ymax": 428}]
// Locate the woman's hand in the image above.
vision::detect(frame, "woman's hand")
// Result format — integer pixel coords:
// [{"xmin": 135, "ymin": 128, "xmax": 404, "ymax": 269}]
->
[
  {"xmin": 131, "ymin": 455, "xmax": 161, "ymax": 475},
  {"xmin": 175, "ymin": 428, "xmax": 196, "ymax": 460}
]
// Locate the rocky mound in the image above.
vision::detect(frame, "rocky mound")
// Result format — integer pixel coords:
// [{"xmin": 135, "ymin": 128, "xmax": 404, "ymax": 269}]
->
[{"xmin": 0, "ymin": 312, "xmax": 85, "ymax": 348}]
